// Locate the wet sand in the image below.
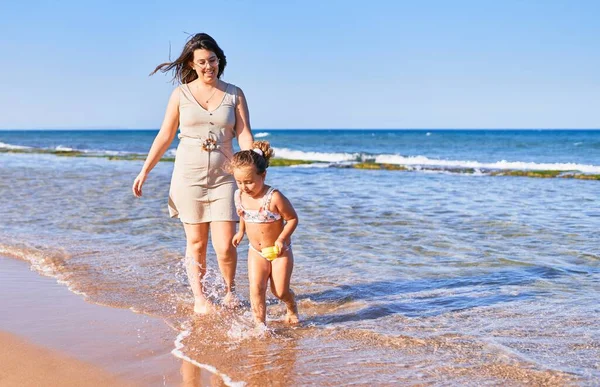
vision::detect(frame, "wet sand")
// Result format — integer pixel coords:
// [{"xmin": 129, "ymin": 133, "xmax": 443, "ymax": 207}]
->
[
  {"xmin": 0, "ymin": 256, "xmax": 184, "ymax": 386},
  {"xmin": 0, "ymin": 331, "xmax": 135, "ymax": 387}
]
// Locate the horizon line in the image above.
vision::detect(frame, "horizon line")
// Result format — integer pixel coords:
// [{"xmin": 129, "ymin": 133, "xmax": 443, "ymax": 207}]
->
[{"xmin": 1, "ymin": 128, "xmax": 599, "ymax": 131}]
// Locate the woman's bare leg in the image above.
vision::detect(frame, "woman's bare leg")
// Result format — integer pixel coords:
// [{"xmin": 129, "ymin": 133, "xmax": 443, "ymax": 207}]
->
[
  {"xmin": 183, "ymin": 222, "xmax": 213, "ymax": 314},
  {"xmin": 210, "ymin": 221, "xmax": 238, "ymax": 305}
]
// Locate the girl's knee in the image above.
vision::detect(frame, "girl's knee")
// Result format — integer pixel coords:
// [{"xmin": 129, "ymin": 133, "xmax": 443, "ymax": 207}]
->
[
  {"xmin": 272, "ymin": 288, "xmax": 291, "ymax": 300},
  {"xmin": 250, "ymin": 283, "xmax": 267, "ymax": 298}
]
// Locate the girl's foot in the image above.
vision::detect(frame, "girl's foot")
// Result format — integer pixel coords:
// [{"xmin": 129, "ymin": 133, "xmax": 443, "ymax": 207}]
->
[
  {"xmin": 193, "ymin": 298, "xmax": 215, "ymax": 315},
  {"xmin": 285, "ymin": 309, "xmax": 300, "ymax": 325},
  {"xmin": 284, "ymin": 293, "xmax": 300, "ymax": 325}
]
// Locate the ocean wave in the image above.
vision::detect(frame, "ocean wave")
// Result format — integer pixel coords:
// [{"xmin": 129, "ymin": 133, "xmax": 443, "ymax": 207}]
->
[
  {"xmin": 52, "ymin": 146, "xmax": 136, "ymax": 157},
  {"xmin": 0, "ymin": 141, "xmax": 32, "ymax": 150},
  {"xmin": 2, "ymin": 142, "xmax": 599, "ymax": 174},
  {"xmin": 254, "ymin": 132, "xmax": 270, "ymax": 138},
  {"xmin": 273, "ymin": 148, "xmax": 600, "ymax": 173},
  {"xmin": 55, "ymin": 145, "xmax": 77, "ymax": 152},
  {"xmin": 374, "ymin": 154, "xmax": 600, "ymax": 174},
  {"xmin": 274, "ymin": 148, "xmax": 359, "ymax": 162},
  {"xmin": 0, "ymin": 142, "xmax": 140, "ymax": 157},
  {"xmin": 0, "ymin": 243, "xmax": 89, "ymax": 297}
]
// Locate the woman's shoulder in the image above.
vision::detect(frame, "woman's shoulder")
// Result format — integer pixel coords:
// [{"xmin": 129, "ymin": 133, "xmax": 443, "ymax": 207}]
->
[
  {"xmin": 172, "ymin": 83, "xmax": 188, "ymax": 96},
  {"xmin": 223, "ymin": 82, "xmax": 241, "ymax": 94},
  {"xmin": 165, "ymin": 85, "xmax": 184, "ymax": 107}
]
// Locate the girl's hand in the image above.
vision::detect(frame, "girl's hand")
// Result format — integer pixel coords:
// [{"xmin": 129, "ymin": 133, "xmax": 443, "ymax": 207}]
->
[
  {"xmin": 274, "ymin": 239, "xmax": 285, "ymax": 256},
  {"xmin": 232, "ymin": 233, "xmax": 244, "ymax": 247},
  {"xmin": 132, "ymin": 171, "xmax": 148, "ymax": 197}
]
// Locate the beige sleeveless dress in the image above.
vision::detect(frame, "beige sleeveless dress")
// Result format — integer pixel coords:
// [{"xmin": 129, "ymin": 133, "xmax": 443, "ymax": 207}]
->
[{"xmin": 168, "ymin": 82, "xmax": 239, "ymax": 224}]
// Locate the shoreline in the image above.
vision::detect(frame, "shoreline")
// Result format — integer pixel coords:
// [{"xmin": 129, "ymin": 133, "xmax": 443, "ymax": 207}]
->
[{"xmin": 0, "ymin": 256, "xmax": 196, "ymax": 386}]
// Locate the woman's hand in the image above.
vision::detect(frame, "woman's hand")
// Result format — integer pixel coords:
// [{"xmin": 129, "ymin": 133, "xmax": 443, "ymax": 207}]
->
[
  {"xmin": 132, "ymin": 171, "xmax": 148, "ymax": 197},
  {"xmin": 232, "ymin": 232, "xmax": 244, "ymax": 247}
]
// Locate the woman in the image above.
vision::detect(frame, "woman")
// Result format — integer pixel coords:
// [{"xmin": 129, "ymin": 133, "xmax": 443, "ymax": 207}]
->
[{"xmin": 132, "ymin": 33, "xmax": 253, "ymax": 314}]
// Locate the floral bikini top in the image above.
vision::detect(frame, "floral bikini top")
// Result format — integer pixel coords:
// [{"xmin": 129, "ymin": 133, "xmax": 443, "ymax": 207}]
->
[{"xmin": 234, "ymin": 187, "xmax": 282, "ymax": 223}]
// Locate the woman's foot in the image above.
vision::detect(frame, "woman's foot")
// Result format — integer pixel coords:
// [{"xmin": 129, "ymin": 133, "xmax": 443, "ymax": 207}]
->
[{"xmin": 193, "ymin": 298, "xmax": 215, "ymax": 315}]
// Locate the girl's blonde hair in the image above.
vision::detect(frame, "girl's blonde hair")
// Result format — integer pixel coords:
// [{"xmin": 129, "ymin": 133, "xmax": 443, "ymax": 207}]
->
[{"xmin": 228, "ymin": 141, "xmax": 274, "ymax": 174}]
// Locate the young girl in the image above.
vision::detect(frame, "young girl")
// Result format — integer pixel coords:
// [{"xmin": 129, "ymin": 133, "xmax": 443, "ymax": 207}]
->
[{"xmin": 229, "ymin": 141, "xmax": 300, "ymax": 325}]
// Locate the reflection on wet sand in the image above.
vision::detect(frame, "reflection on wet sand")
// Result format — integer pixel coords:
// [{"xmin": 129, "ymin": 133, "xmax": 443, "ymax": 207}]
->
[
  {"xmin": 175, "ymin": 316, "xmax": 300, "ymax": 386},
  {"xmin": 241, "ymin": 333, "xmax": 299, "ymax": 385},
  {"xmin": 180, "ymin": 359, "xmax": 224, "ymax": 387}
]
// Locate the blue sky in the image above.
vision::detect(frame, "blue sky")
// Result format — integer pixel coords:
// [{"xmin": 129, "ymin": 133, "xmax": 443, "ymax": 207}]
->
[{"xmin": 0, "ymin": 0, "xmax": 598, "ymax": 129}]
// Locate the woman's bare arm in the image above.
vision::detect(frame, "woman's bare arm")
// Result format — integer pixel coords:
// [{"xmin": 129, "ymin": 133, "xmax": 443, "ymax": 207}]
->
[
  {"xmin": 132, "ymin": 88, "xmax": 180, "ymax": 197},
  {"xmin": 234, "ymin": 87, "xmax": 253, "ymax": 150}
]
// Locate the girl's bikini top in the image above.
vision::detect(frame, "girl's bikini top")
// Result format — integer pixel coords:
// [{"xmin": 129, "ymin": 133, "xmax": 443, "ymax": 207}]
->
[{"xmin": 234, "ymin": 187, "xmax": 282, "ymax": 224}]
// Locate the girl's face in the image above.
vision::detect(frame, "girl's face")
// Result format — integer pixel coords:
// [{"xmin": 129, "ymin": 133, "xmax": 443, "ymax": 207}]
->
[
  {"xmin": 191, "ymin": 49, "xmax": 219, "ymax": 82},
  {"xmin": 233, "ymin": 166, "xmax": 266, "ymax": 198}
]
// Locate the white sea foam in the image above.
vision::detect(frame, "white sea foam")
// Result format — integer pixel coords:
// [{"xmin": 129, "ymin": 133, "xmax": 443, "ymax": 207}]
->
[
  {"xmin": 374, "ymin": 154, "xmax": 600, "ymax": 173},
  {"xmin": 65, "ymin": 147, "xmax": 139, "ymax": 157},
  {"xmin": 172, "ymin": 323, "xmax": 244, "ymax": 387},
  {"xmin": 70, "ymin": 148, "xmax": 135, "ymax": 156},
  {"xmin": 0, "ymin": 141, "xmax": 32, "ymax": 150},
  {"xmin": 2, "ymin": 141, "xmax": 133, "ymax": 156},
  {"xmin": 55, "ymin": 145, "xmax": 76, "ymax": 152},
  {"xmin": 254, "ymin": 132, "xmax": 270, "ymax": 138},
  {"xmin": 0, "ymin": 243, "xmax": 90, "ymax": 298},
  {"xmin": 290, "ymin": 163, "xmax": 331, "ymax": 168},
  {"xmin": 274, "ymin": 147, "xmax": 358, "ymax": 163},
  {"xmin": 98, "ymin": 150, "xmax": 124, "ymax": 156},
  {"xmin": 272, "ymin": 148, "xmax": 600, "ymax": 173}
]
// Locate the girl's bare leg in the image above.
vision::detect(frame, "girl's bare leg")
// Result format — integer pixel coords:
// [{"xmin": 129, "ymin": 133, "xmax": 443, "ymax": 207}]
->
[
  {"xmin": 248, "ymin": 250, "xmax": 272, "ymax": 324},
  {"xmin": 210, "ymin": 221, "xmax": 238, "ymax": 306},
  {"xmin": 270, "ymin": 252, "xmax": 299, "ymax": 325},
  {"xmin": 183, "ymin": 222, "xmax": 214, "ymax": 314}
]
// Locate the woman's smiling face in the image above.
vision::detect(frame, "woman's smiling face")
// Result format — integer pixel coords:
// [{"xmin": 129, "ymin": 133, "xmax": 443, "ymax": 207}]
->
[{"xmin": 191, "ymin": 49, "xmax": 219, "ymax": 82}]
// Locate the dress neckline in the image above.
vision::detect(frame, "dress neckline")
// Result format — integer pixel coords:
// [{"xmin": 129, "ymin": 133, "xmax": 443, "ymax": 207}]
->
[{"xmin": 184, "ymin": 82, "xmax": 229, "ymax": 113}]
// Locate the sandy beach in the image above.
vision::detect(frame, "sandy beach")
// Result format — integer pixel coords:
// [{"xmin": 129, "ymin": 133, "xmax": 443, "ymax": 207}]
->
[
  {"xmin": 0, "ymin": 331, "xmax": 136, "ymax": 387},
  {"xmin": 0, "ymin": 256, "xmax": 193, "ymax": 387}
]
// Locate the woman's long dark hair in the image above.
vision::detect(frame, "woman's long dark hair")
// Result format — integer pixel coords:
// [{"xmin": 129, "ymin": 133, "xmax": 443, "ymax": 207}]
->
[{"xmin": 150, "ymin": 33, "xmax": 227, "ymax": 84}]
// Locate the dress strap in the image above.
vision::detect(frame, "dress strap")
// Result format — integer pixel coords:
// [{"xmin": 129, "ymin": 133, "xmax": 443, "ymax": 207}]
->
[
  {"xmin": 179, "ymin": 84, "xmax": 192, "ymax": 103},
  {"xmin": 231, "ymin": 84, "xmax": 237, "ymax": 106}
]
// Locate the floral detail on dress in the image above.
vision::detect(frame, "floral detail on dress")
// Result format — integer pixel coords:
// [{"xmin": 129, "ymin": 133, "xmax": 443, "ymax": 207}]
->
[{"xmin": 201, "ymin": 137, "xmax": 218, "ymax": 152}]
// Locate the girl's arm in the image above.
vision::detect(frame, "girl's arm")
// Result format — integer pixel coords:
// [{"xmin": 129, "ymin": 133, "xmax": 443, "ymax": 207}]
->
[
  {"xmin": 234, "ymin": 87, "xmax": 253, "ymax": 150},
  {"xmin": 132, "ymin": 88, "xmax": 180, "ymax": 197},
  {"xmin": 271, "ymin": 192, "xmax": 298, "ymax": 250},
  {"xmin": 232, "ymin": 217, "xmax": 246, "ymax": 247}
]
